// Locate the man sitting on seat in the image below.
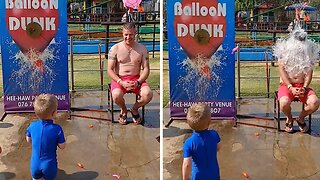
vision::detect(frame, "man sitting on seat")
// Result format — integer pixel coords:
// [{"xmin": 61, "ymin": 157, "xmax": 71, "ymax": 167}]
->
[
  {"xmin": 273, "ymin": 27, "xmax": 320, "ymax": 133},
  {"xmin": 107, "ymin": 22, "xmax": 153, "ymax": 125}
]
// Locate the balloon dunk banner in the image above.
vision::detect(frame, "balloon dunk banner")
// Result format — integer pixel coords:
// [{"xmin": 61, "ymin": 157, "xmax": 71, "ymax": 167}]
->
[
  {"xmin": 0, "ymin": 0, "xmax": 69, "ymax": 112},
  {"xmin": 167, "ymin": 0, "xmax": 236, "ymax": 118}
]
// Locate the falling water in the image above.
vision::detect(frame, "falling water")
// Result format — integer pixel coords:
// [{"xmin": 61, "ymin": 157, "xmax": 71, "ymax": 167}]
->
[
  {"xmin": 273, "ymin": 27, "xmax": 319, "ymax": 77},
  {"xmin": 8, "ymin": 39, "xmax": 59, "ymax": 93},
  {"xmin": 177, "ymin": 54, "xmax": 224, "ymax": 100}
]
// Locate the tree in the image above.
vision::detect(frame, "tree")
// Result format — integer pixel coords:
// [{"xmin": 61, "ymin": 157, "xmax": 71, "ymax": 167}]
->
[
  {"xmin": 108, "ymin": 1, "xmax": 122, "ymax": 13},
  {"xmin": 309, "ymin": 0, "xmax": 320, "ymax": 7},
  {"xmin": 235, "ymin": 0, "xmax": 256, "ymax": 11}
]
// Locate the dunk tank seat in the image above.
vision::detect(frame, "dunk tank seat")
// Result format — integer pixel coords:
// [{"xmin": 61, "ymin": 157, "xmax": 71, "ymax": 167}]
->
[
  {"xmin": 274, "ymin": 91, "xmax": 312, "ymax": 132},
  {"xmin": 107, "ymin": 84, "xmax": 145, "ymax": 124}
]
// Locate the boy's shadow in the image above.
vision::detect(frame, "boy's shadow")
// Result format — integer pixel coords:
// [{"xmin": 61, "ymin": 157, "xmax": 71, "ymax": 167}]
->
[
  {"xmin": 0, "ymin": 172, "xmax": 15, "ymax": 180},
  {"xmin": 57, "ymin": 169, "xmax": 98, "ymax": 180}
]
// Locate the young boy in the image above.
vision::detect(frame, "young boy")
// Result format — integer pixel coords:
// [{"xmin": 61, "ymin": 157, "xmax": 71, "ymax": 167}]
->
[
  {"xmin": 26, "ymin": 94, "xmax": 66, "ymax": 180},
  {"xmin": 182, "ymin": 103, "xmax": 222, "ymax": 180}
]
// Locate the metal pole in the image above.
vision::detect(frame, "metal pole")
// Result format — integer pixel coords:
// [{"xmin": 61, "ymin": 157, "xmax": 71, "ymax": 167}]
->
[
  {"xmin": 265, "ymin": 51, "xmax": 270, "ymax": 98},
  {"xmin": 70, "ymin": 36, "xmax": 75, "ymax": 92},
  {"xmin": 152, "ymin": 22, "xmax": 156, "ymax": 58},
  {"xmin": 236, "ymin": 43, "xmax": 241, "ymax": 99},
  {"xmin": 98, "ymin": 43, "xmax": 103, "ymax": 91},
  {"xmin": 105, "ymin": 24, "xmax": 110, "ymax": 60}
]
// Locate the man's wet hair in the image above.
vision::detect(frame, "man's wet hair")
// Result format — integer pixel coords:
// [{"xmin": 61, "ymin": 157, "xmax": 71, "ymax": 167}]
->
[
  {"xmin": 293, "ymin": 29, "xmax": 307, "ymax": 41},
  {"xmin": 122, "ymin": 22, "xmax": 136, "ymax": 32}
]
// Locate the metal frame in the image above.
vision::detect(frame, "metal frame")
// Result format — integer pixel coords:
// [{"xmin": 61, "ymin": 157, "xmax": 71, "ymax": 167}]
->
[
  {"xmin": 107, "ymin": 84, "xmax": 145, "ymax": 124},
  {"xmin": 274, "ymin": 91, "xmax": 312, "ymax": 133}
]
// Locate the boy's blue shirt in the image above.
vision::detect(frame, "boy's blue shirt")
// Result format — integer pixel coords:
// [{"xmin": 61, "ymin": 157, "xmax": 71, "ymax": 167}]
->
[
  {"xmin": 26, "ymin": 119, "xmax": 65, "ymax": 160},
  {"xmin": 183, "ymin": 129, "xmax": 221, "ymax": 180}
]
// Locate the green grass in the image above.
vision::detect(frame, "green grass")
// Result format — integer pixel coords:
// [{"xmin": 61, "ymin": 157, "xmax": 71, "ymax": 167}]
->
[{"xmin": 71, "ymin": 54, "xmax": 160, "ymax": 90}]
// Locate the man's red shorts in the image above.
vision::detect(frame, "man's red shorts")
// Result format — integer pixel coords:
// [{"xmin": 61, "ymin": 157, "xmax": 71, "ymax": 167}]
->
[
  {"xmin": 111, "ymin": 75, "xmax": 148, "ymax": 95},
  {"xmin": 277, "ymin": 83, "xmax": 315, "ymax": 103}
]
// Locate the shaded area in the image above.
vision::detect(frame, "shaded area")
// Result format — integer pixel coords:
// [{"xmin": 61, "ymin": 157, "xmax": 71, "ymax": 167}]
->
[
  {"xmin": 57, "ymin": 169, "xmax": 98, "ymax": 180},
  {"xmin": 0, "ymin": 172, "xmax": 15, "ymax": 180},
  {"xmin": 0, "ymin": 123, "xmax": 14, "ymax": 128},
  {"xmin": 163, "ymin": 126, "xmax": 192, "ymax": 138}
]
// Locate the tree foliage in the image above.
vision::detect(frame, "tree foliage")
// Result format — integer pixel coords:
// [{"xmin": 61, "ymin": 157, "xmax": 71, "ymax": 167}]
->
[{"xmin": 235, "ymin": 0, "xmax": 320, "ymax": 11}]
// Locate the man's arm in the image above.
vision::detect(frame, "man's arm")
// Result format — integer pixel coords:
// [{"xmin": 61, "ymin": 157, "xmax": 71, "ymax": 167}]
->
[
  {"xmin": 303, "ymin": 69, "xmax": 313, "ymax": 88},
  {"xmin": 137, "ymin": 48, "xmax": 150, "ymax": 83},
  {"xmin": 182, "ymin": 157, "xmax": 192, "ymax": 180},
  {"xmin": 278, "ymin": 61, "xmax": 299, "ymax": 95},
  {"xmin": 278, "ymin": 61, "xmax": 291, "ymax": 86},
  {"xmin": 107, "ymin": 45, "xmax": 122, "ymax": 83}
]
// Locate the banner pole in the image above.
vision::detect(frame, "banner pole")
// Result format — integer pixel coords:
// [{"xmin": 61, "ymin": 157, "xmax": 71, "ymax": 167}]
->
[
  {"xmin": 70, "ymin": 36, "xmax": 75, "ymax": 92},
  {"xmin": 236, "ymin": 43, "xmax": 241, "ymax": 99}
]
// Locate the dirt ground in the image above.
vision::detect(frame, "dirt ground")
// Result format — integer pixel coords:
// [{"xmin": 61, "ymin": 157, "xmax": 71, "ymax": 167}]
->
[
  {"xmin": 0, "ymin": 91, "xmax": 160, "ymax": 180},
  {"xmin": 163, "ymin": 98, "xmax": 320, "ymax": 180}
]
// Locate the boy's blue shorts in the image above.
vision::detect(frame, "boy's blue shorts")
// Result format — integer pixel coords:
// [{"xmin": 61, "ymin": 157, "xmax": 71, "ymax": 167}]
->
[{"xmin": 31, "ymin": 159, "xmax": 57, "ymax": 180}]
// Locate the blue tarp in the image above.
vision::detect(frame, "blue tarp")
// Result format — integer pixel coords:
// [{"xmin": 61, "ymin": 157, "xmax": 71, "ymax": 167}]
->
[
  {"xmin": 286, "ymin": 3, "xmax": 317, "ymax": 11},
  {"xmin": 235, "ymin": 51, "xmax": 273, "ymax": 61},
  {"xmin": 68, "ymin": 41, "xmax": 160, "ymax": 54}
]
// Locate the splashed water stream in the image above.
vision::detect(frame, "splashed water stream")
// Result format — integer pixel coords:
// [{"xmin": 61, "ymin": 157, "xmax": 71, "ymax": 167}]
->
[
  {"xmin": 8, "ymin": 39, "xmax": 60, "ymax": 93},
  {"xmin": 273, "ymin": 27, "xmax": 319, "ymax": 77},
  {"xmin": 177, "ymin": 54, "xmax": 224, "ymax": 100}
]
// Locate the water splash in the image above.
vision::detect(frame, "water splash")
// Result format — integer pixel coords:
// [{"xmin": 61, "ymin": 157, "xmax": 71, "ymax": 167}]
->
[
  {"xmin": 273, "ymin": 27, "xmax": 319, "ymax": 77},
  {"xmin": 8, "ymin": 39, "xmax": 60, "ymax": 93},
  {"xmin": 177, "ymin": 54, "xmax": 224, "ymax": 100}
]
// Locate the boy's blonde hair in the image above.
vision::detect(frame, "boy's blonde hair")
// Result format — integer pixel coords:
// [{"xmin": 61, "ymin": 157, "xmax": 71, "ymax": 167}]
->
[
  {"xmin": 187, "ymin": 103, "xmax": 211, "ymax": 131},
  {"xmin": 34, "ymin": 94, "xmax": 58, "ymax": 119}
]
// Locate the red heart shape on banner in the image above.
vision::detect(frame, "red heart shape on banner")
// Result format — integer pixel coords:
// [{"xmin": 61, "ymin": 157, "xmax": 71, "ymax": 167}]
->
[
  {"xmin": 6, "ymin": 6, "xmax": 58, "ymax": 53},
  {"xmin": 174, "ymin": 0, "xmax": 226, "ymax": 59}
]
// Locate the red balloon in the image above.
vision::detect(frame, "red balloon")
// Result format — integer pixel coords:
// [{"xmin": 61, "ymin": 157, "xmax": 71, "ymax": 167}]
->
[
  {"xmin": 174, "ymin": 0, "xmax": 226, "ymax": 59},
  {"xmin": 6, "ymin": 7, "xmax": 59, "ymax": 54}
]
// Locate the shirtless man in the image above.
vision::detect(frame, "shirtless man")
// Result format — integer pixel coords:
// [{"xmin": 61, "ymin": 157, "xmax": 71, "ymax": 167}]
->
[
  {"xmin": 107, "ymin": 22, "xmax": 153, "ymax": 125},
  {"xmin": 274, "ymin": 28, "xmax": 320, "ymax": 133}
]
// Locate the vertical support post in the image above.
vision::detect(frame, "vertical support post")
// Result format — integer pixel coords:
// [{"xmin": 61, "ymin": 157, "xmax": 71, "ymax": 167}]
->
[
  {"xmin": 152, "ymin": 22, "xmax": 156, "ymax": 58},
  {"xmin": 105, "ymin": 24, "xmax": 110, "ymax": 60},
  {"xmin": 272, "ymin": 31, "xmax": 276, "ymax": 44},
  {"xmin": 137, "ymin": 21, "xmax": 140, "ymax": 42},
  {"xmin": 265, "ymin": 51, "xmax": 270, "ymax": 98},
  {"xmin": 70, "ymin": 36, "xmax": 75, "ymax": 92},
  {"xmin": 98, "ymin": 43, "xmax": 103, "ymax": 91},
  {"xmin": 236, "ymin": 43, "xmax": 241, "ymax": 99}
]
